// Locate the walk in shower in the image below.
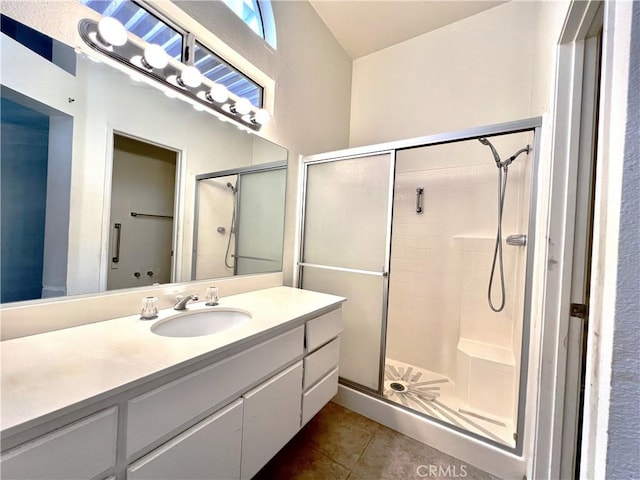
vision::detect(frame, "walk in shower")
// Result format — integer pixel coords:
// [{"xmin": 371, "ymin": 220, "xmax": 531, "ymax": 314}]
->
[{"xmin": 298, "ymin": 119, "xmax": 540, "ymax": 452}]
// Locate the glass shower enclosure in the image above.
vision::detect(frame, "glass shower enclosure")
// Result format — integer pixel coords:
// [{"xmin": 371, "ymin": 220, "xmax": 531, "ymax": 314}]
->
[{"xmin": 298, "ymin": 118, "xmax": 540, "ymax": 453}]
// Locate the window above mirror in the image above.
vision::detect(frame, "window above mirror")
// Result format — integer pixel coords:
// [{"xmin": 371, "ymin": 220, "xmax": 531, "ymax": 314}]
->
[
  {"xmin": 80, "ymin": 0, "xmax": 184, "ymax": 60},
  {"xmin": 79, "ymin": 0, "xmax": 265, "ymax": 107}
]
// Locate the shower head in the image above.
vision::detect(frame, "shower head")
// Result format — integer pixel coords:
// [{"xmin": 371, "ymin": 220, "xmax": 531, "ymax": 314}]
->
[
  {"xmin": 478, "ymin": 137, "xmax": 502, "ymax": 166},
  {"xmin": 226, "ymin": 182, "xmax": 237, "ymax": 193}
]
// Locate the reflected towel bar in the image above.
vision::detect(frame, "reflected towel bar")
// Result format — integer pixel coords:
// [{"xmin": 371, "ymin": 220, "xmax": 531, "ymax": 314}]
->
[
  {"xmin": 130, "ymin": 212, "xmax": 173, "ymax": 219},
  {"xmin": 112, "ymin": 223, "xmax": 121, "ymax": 263}
]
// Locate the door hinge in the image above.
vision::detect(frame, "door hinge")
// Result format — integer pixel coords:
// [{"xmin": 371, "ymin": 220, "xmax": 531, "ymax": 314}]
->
[{"xmin": 570, "ymin": 303, "xmax": 588, "ymax": 319}]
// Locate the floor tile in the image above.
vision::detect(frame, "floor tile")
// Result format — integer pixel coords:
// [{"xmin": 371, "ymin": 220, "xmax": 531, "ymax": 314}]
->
[
  {"xmin": 253, "ymin": 437, "xmax": 349, "ymax": 480},
  {"xmin": 296, "ymin": 402, "xmax": 380, "ymax": 469},
  {"xmin": 351, "ymin": 425, "xmax": 499, "ymax": 480},
  {"xmin": 255, "ymin": 402, "xmax": 500, "ymax": 480}
]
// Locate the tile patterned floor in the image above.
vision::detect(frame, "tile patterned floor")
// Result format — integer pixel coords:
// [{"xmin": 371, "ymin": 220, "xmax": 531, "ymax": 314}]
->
[{"xmin": 253, "ymin": 401, "xmax": 502, "ymax": 480}]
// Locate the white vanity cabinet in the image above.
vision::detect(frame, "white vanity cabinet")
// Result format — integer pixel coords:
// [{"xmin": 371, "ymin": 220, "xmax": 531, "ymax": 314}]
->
[
  {"xmin": 0, "ymin": 407, "xmax": 118, "ymax": 480},
  {"xmin": 126, "ymin": 326, "xmax": 304, "ymax": 457},
  {"xmin": 1, "ymin": 288, "xmax": 344, "ymax": 480},
  {"xmin": 127, "ymin": 400, "xmax": 243, "ymax": 480}
]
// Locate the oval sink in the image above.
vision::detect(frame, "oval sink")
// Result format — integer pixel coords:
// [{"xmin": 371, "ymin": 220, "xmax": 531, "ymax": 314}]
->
[{"xmin": 151, "ymin": 309, "xmax": 251, "ymax": 338}]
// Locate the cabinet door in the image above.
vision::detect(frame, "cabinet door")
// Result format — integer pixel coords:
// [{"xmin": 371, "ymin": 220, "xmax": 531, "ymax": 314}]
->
[
  {"xmin": 0, "ymin": 408, "xmax": 117, "ymax": 480},
  {"xmin": 127, "ymin": 399, "xmax": 243, "ymax": 480},
  {"xmin": 241, "ymin": 361, "xmax": 303, "ymax": 480}
]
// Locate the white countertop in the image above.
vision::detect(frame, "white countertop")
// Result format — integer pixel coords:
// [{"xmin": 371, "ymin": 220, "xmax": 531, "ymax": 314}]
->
[{"xmin": 1, "ymin": 287, "xmax": 344, "ymax": 435}]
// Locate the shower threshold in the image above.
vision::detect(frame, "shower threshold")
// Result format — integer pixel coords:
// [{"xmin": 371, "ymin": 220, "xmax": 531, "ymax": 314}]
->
[{"xmin": 384, "ymin": 358, "xmax": 515, "ymax": 447}]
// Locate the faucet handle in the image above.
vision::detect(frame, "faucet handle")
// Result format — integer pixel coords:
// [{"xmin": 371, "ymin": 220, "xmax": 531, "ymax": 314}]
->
[
  {"xmin": 205, "ymin": 287, "xmax": 219, "ymax": 306},
  {"xmin": 175, "ymin": 294, "xmax": 184, "ymax": 303}
]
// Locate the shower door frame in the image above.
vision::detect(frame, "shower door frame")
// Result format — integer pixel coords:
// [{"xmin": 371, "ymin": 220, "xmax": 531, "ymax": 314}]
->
[
  {"xmin": 191, "ymin": 160, "xmax": 286, "ymax": 279},
  {"xmin": 298, "ymin": 116, "xmax": 542, "ymax": 455},
  {"xmin": 297, "ymin": 150, "xmax": 396, "ymax": 394}
]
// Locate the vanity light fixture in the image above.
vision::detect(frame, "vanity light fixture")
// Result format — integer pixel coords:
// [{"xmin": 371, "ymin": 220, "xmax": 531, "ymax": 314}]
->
[{"xmin": 78, "ymin": 16, "xmax": 270, "ymax": 131}]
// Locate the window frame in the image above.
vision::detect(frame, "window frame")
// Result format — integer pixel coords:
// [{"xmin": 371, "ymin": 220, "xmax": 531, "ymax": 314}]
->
[
  {"xmin": 191, "ymin": 38, "xmax": 264, "ymax": 108},
  {"xmin": 219, "ymin": 0, "xmax": 277, "ymax": 49},
  {"xmin": 79, "ymin": 0, "xmax": 266, "ymax": 107}
]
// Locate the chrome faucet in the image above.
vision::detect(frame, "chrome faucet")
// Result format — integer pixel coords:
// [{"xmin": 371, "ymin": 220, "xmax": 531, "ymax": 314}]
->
[{"xmin": 173, "ymin": 294, "xmax": 199, "ymax": 310}]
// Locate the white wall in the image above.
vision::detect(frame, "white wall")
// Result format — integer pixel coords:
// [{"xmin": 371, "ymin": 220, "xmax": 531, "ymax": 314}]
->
[
  {"xmin": 604, "ymin": 2, "xmax": 639, "ymax": 476},
  {"xmin": 349, "ymin": 1, "xmax": 568, "ymax": 147},
  {"xmin": 42, "ymin": 115, "xmax": 73, "ymax": 298}
]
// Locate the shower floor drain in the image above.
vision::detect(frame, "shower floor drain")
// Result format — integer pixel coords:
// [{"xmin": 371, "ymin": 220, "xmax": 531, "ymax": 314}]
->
[{"xmin": 389, "ymin": 382, "xmax": 408, "ymax": 392}]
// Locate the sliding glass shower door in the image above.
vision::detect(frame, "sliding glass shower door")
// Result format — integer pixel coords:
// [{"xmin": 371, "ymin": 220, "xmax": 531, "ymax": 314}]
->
[
  {"xmin": 298, "ymin": 119, "xmax": 540, "ymax": 453},
  {"xmin": 299, "ymin": 152, "xmax": 394, "ymax": 391}
]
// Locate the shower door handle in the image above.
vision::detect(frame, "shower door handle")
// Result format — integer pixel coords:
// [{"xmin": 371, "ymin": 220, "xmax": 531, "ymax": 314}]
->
[
  {"xmin": 112, "ymin": 223, "xmax": 122, "ymax": 263},
  {"xmin": 416, "ymin": 187, "xmax": 424, "ymax": 214}
]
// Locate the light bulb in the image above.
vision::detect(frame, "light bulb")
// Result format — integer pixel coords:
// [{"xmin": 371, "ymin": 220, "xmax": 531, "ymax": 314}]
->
[
  {"xmin": 208, "ymin": 83, "xmax": 229, "ymax": 103},
  {"xmin": 179, "ymin": 66, "xmax": 202, "ymax": 88},
  {"xmin": 253, "ymin": 109, "xmax": 271, "ymax": 125},
  {"xmin": 97, "ymin": 17, "xmax": 127, "ymax": 47},
  {"xmin": 143, "ymin": 44, "xmax": 169, "ymax": 69},
  {"xmin": 233, "ymin": 98, "xmax": 252, "ymax": 115}
]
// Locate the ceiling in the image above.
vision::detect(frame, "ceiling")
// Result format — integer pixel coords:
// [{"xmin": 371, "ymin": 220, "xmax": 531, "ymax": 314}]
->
[{"xmin": 308, "ymin": 1, "xmax": 506, "ymax": 59}]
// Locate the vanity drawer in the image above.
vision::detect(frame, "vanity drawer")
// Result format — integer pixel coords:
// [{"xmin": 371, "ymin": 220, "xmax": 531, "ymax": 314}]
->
[
  {"xmin": 128, "ymin": 399, "xmax": 243, "ymax": 480},
  {"xmin": 301, "ymin": 366, "xmax": 339, "ymax": 425},
  {"xmin": 0, "ymin": 407, "xmax": 117, "ymax": 480},
  {"xmin": 306, "ymin": 308, "xmax": 342, "ymax": 352},
  {"xmin": 304, "ymin": 337, "xmax": 340, "ymax": 390},
  {"xmin": 127, "ymin": 326, "xmax": 304, "ymax": 456}
]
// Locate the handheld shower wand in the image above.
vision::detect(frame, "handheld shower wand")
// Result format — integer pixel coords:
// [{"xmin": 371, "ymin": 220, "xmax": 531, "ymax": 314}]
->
[{"xmin": 478, "ymin": 137, "xmax": 530, "ymax": 312}]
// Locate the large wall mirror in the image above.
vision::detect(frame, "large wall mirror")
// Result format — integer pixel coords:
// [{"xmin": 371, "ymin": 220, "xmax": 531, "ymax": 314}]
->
[{"xmin": 0, "ymin": 11, "xmax": 288, "ymax": 305}]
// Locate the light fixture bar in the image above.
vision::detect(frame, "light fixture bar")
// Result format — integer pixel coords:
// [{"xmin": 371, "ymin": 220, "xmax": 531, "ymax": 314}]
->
[{"xmin": 78, "ymin": 17, "xmax": 270, "ymax": 130}]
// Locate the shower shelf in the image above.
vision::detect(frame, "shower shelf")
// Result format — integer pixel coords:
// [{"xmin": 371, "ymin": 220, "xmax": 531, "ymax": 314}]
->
[{"xmin": 457, "ymin": 338, "xmax": 515, "ymax": 366}]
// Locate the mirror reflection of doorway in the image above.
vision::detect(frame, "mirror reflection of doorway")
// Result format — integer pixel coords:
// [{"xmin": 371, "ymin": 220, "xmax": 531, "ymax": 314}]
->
[
  {"xmin": 0, "ymin": 90, "xmax": 72, "ymax": 303},
  {"xmin": 107, "ymin": 134, "xmax": 178, "ymax": 290}
]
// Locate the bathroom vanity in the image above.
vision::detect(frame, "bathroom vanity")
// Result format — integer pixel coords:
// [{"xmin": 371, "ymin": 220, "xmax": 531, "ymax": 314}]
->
[{"xmin": 0, "ymin": 286, "xmax": 344, "ymax": 480}]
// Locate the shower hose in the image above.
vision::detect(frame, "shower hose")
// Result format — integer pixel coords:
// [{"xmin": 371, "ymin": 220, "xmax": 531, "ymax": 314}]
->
[
  {"xmin": 225, "ymin": 189, "xmax": 237, "ymax": 270},
  {"xmin": 479, "ymin": 138, "xmax": 530, "ymax": 313},
  {"xmin": 488, "ymin": 164, "xmax": 509, "ymax": 312}
]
